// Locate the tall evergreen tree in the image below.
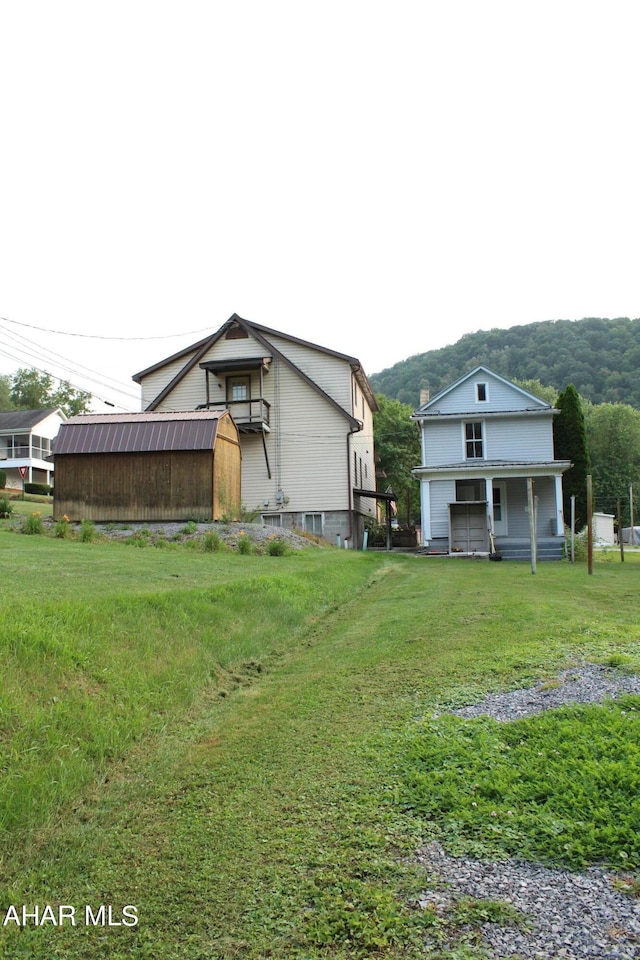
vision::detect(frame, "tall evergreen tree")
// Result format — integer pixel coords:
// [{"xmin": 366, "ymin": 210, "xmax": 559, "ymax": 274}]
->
[{"xmin": 554, "ymin": 384, "xmax": 590, "ymax": 529}]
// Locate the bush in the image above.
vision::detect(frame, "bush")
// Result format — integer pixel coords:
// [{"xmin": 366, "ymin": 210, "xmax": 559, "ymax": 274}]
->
[
  {"xmin": 0, "ymin": 496, "xmax": 13, "ymax": 518},
  {"xmin": 79, "ymin": 519, "xmax": 97, "ymax": 543},
  {"xmin": 201, "ymin": 531, "xmax": 225, "ymax": 553},
  {"xmin": 24, "ymin": 482, "xmax": 53, "ymax": 496},
  {"xmin": 266, "ymin": 537, "xmax": 290, "ymax": 556},
  {"xmin": 54, "ymin": 516, "xmax": 72, "ymax": 538},
  {"xmin": 23, "ymin": 512, "xmax": 44, "ymax": 535},
  {"xmin": 237, "ymin": 533, "xmax": 253, "ymax": 555}
]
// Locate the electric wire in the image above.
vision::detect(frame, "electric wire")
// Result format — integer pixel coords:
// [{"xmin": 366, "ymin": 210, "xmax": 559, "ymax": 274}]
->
[{"xmin": 1, "ymin": 315, "xmax": 212, "ymax": 341}]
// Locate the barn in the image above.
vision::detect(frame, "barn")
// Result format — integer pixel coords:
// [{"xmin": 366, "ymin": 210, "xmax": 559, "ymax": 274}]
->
[{"xmin": 52, "ymin": 410, "xmax": 241, "ymax": 522}]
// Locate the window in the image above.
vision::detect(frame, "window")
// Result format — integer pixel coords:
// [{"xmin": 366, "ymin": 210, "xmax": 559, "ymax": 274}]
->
[
  {"xmin": 228, "ymin": 377, "xmax": 249, "ymax": 402},
  {"xmin": 465, "ymin": 422, "xmax": 484, "ymax": 459},
  {"xmin": 262, "ymin": 513, "xmax": 282, "ymax": 527},
  {"xmin": 303, "ymin": 513, "xmax": 323, "ymax": 536},
  {"xmin": 476, "ymin": 382, "xmax": 487, "ymax": 402}
]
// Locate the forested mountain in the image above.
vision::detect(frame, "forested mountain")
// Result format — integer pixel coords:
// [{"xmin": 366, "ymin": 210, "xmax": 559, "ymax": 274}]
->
[{"xmin": 369, "ymin": 317, "xmax": 640, "ymax": 408}]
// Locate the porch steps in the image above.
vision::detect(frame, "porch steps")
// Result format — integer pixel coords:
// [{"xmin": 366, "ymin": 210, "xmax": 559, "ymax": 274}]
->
[{"xmin": 496, "ymin": 538, "xmax": 565, "ymax": 561}]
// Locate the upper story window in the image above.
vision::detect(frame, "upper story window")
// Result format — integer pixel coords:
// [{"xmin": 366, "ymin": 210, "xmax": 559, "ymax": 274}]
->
[
  {"xmin": 465, "ymin": 421, "xmax": 484, "ymax": 459},
  {"xmin": 228, "ymin": 376, "xmax": 250, "ymax": 402},
  {"xmin": 476, "ymin": 382, "xmax": 487, "ymax": 402}
]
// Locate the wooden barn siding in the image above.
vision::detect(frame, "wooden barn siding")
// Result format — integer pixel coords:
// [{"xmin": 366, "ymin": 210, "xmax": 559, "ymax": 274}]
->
[
  {"xmin": 54, "ymin": 450, "xmax": 214, "ymax": 522},
  {"xmin": 213, "ymin": 421, "xmax": 242, "ymax": 519},
  {"xmin": 433, "ymin": 372, "xmax": 546, "ymax": 415}
]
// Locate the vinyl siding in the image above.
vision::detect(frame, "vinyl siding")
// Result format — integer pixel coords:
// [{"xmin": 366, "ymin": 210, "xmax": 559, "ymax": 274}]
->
[
  {"xmin": 267, "ymin": 334, "xmax": 353, "ymax": 411},
  {"xmin": 429, "ymin": 371, "xmax": 547, "ymax": 415},
  {"xmin": 422, "ymin": 420, "xmax": 466, "ymax": 466},
  {"xmin": 486, "ymin": 416, "xmax": 555, "ymax": 461},
  {"xmin": 422, "ymin": 413, "xmax": 555, "ymax": 466},
  {"xmin": 498, "ymin": 476, "xmax": 557, "ymax": 538},
  {"xmin": 140, "ymin": 352, "xmax": 199, "ymax": 409},
  {"xmin": 430, "ymin": 479, "xmax": 456, "ymax": 538}
]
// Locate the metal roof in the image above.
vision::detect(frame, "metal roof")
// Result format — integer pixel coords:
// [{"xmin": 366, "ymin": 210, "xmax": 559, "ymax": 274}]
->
[{"xmin": 53, "ymin": 410, "xmax": 229, "ymax": 455}]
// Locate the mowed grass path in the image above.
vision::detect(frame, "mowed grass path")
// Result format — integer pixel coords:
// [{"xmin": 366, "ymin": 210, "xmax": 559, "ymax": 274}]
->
[{"xmin": 1, "ymin": 533, "xmax": 639, "ymax": 959}]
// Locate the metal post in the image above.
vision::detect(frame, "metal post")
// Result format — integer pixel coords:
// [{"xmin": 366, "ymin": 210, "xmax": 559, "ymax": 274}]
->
[
  {"xmin": 630, "ymin": 485, "xmax": 635, "ymax": 546},
  {"xmin": 527, "ymin": 478, "xmax": 536, "ymax": 574},
  {"xmin": 587, "ymin": 475, "xmax": 593, "ymax": 574},
  {"xmin": 570, "ymin": 495, "xmax": 576, "ymax": 563},
  {"xmin": 618, "ymin": 501, "xmax": 624, "ymax": 562}
]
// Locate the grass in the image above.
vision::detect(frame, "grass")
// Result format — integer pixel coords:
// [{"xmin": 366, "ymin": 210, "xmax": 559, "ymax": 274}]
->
[{"xmin": 0, "ymin": 533, "xmax": 639, "ymax": 958}]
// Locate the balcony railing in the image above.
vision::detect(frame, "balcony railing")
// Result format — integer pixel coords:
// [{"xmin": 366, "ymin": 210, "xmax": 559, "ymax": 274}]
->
[{"xmin": 197, "ymin": 398, "xmax": 270, "ymax": 430}]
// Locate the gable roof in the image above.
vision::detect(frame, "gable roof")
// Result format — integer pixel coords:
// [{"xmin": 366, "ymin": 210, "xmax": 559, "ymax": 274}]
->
[
  {"xmin": 53, "ymin": 410, "xmax": 231, "ymax": 455},
  {"xmin": 0, "ymin": 408, "xmax": 65, "ymax": 431},
  {"xmin": 413, "ymin": 366, "xmax": 552, "ymax": 418},
  {"xmin": 132, "ymin": 313, "xmax": 378, "ymax": 421}
]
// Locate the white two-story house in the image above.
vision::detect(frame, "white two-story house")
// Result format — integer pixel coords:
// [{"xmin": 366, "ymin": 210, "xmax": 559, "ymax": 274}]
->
[
  {"xmin": 0, "ymin": 408, "xmax": 66, "ymax": 489},
  {"xmin": 412, "ymin": 367, "xmax": 571, "ymax": 559},
  {"xmin": 132, "ymin": 314, "xmax": 378, "ymax": 546}
]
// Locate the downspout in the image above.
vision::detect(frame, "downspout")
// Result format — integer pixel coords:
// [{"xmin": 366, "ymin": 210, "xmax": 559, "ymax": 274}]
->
[{"xmin": 345, "ymin": 424, "xmax": 360, "ymax": 547}]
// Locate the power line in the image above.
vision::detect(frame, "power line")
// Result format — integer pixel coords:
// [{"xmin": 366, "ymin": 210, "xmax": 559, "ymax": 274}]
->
[
  {"xmin": 0, "ymin": 315, "xmax": 212, "ymax": 341},
  {"xmin": 0, "ymin": 322, "xmax": 140, "ymax": 399}
]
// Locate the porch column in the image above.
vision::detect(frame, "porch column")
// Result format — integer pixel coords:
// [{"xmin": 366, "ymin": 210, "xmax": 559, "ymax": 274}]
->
[
  {"xmin": 554, "ymin": 475, "xmax": 564, "ymax": 535},
  {"xmin": 485, "ymin": 476, "xmax": 494, "ymax": 532},
  {"xmin": 420, "ymin": 479, "xmax": 431, "ymax": 542}
]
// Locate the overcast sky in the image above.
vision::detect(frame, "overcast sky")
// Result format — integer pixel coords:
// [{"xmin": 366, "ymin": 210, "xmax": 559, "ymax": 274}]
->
[{"xmin": 1, "ymin": 1, "xmax": 639, "ymax": 411}]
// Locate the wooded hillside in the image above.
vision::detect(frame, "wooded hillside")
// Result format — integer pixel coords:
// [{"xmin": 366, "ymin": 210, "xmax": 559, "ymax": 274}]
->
[{"xmin": 369, "ymin": 317, "xmax": 640, "ymax": 408}]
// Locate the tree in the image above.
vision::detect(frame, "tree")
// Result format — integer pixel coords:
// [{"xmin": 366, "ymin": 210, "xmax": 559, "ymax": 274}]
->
[
  {"xmin": 0, "ymin": 374, "xmax": 14, "ymax": 410},
  {"xmin": 373, "ymin": 394, "xmax": 422, "ymax": 524},
  {"xmin": 553, "ymin": 384, "xmax": 590, "ymax": 530},
  {"xmin": 513, "ymin": 378, "xmax": 558, "ymax": 406},
  {"xmin": 9, "ymin": 369, "xmax": 90, "ymax": 417},
  {"xmin": 584, "ymin": 403, "xmax": 640, "ymax": 526}
]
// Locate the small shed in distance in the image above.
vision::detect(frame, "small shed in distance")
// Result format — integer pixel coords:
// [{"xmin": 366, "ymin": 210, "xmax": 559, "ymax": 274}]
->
[{"xmin": 52, "ymin": 410, "xmax": 241, "ymax": 522}]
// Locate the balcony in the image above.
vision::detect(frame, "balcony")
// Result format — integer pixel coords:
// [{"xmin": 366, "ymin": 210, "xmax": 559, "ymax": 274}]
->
[{"xmin": 197, "ymin": 399, "xmax": 271, "ymax": 433}]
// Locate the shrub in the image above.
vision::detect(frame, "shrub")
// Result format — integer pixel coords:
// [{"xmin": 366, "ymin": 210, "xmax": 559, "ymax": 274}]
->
[
  {"xmin": 54, "ymin": 515, "xmax": 72, "ymax": 538},
  {"xmin": 24, "ymin": 512, "xmax": 44, "ymax": 535},
  {"xmin": 79, "ymin": 519, "xmax": 97, "ymax": 543},
  {"xmin": 201, "ymin": 531, "xmax": 224, "ymax": 553},
  {"xmin": 24, "ymin": 482, "xmax": 53, "ymax": 496},
  {"xmin": 0, "ymin": 497, "xmax": 13, "ymax": 519},
  {"xmin": 180, "ymin": 520, "xmax": 198, "ymax": 536},
  {"xmin": 266, "ymin": 537, "xmax": 290, "ymax": 556},
  {"xmin": 237, "ymin": 532, "xmax": 253, "ymax": 555}
]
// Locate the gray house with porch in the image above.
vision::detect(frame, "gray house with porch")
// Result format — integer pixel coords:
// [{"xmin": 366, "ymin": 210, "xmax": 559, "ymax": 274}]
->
[{"xmin": 412, "ymin": 366, "xmax": 571, "ymax": 560}]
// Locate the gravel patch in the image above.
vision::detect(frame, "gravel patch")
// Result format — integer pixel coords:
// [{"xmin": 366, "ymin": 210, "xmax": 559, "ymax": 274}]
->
[
  {"xmin": 413, "ymin": 664, "xmax": 640, "ymax": 958},
  {"xmin": 452, "ymin": 664, "xmax": 640, "ymax": 722},
  {"xmin": 414, "ymin": 841, "xmax": 640, "ymax": 959}
]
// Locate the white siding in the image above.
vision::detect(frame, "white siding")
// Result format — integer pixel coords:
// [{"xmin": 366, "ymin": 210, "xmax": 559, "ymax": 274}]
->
[
  {"xmin": 267, "ymin": 334, "xmax": 353, "ymax": 411},
  {"xmin": 140, "ymin": 352, "xmax": 199, "ymax": 409}
]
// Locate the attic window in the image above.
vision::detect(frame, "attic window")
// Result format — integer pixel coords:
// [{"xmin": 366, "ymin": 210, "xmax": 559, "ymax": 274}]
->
[
  {"xmin": 476, "ymin": 382, "xmax": 487, "ymax": 402},
  {"xmin": 225, "ymin": 326, "xmax": 249, "ymax": 340}
]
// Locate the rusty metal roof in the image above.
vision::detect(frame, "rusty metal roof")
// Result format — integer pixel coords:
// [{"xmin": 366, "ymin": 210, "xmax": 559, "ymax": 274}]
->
[{"xmin": 53, "ymin": 410, "xmax": 229, "ymax": 455}]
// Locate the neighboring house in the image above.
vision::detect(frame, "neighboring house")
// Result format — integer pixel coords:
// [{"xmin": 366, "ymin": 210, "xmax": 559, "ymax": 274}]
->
[
  {"xmin": 0, "ymin": 408, "xmax": 66, "ymax": 488},
  {"xmin": 52, "ymin": 410, "xmax": 240, "ymax": 522},
  {"xmin": 412, "ymin": 366, "xmax": 571, "ymax": 560},
  {"xmin": 132, "ymin": 314, "xmax": 378, "ymax": 545}
]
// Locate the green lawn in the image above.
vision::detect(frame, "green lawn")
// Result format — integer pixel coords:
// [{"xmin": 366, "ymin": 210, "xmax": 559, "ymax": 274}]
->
[{"xmin": 1, "ymin": 530, "xmax": 638, "ymax": 959}]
